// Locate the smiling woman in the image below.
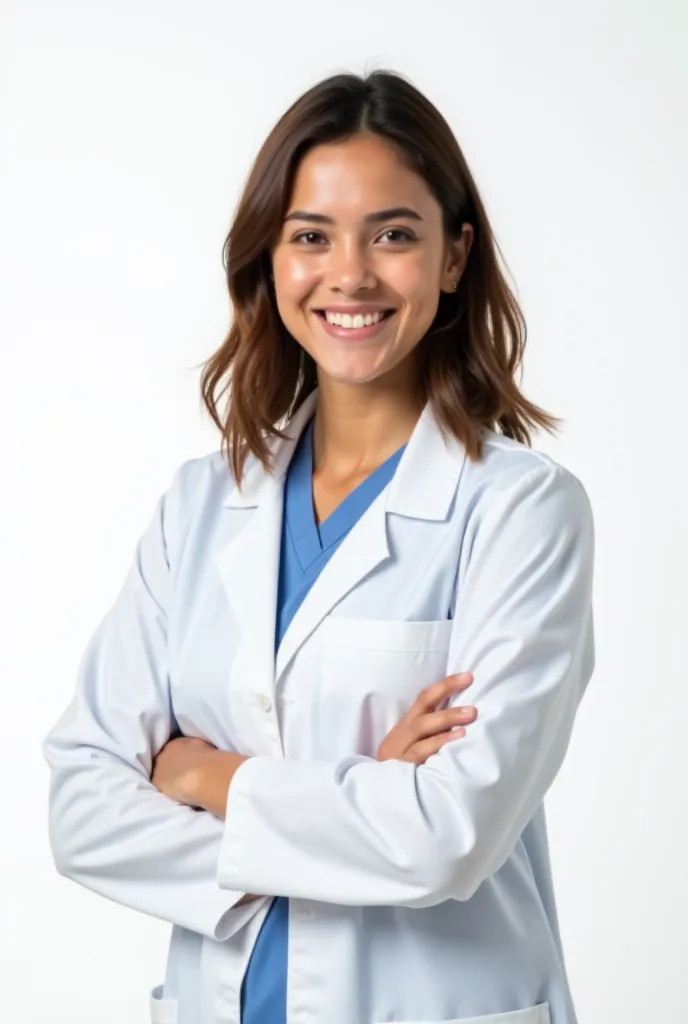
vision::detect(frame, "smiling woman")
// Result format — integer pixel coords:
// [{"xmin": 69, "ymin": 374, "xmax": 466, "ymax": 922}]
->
[{"xmin": 43, "ymin": 67, "xmax": 594, "ymax": 1024}]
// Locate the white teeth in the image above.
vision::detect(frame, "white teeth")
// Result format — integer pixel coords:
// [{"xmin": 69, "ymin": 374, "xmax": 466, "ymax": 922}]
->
[{"xmin": 324, "ymin": 310, "xmax": 387, "ymax": 328}]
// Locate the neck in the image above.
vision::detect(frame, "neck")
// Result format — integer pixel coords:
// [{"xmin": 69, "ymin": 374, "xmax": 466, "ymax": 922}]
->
[{"xmin": 311, "ymin": 374, "xmax": 424, "ymax": 479}]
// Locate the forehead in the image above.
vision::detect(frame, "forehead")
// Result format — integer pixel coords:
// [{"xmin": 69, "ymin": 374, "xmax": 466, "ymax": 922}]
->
[{"xmin": 287, "ymin": 134, "xmax": 437, "ymax": 217}]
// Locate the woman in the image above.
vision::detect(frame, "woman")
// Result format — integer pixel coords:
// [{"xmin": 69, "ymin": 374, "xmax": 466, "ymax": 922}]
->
[{"xmin": 43, "ymin": 69, "xmax": 594, "ymax": 1024}]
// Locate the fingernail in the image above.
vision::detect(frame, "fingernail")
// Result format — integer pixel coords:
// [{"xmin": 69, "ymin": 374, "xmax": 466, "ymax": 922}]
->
[{"xmin": 455, "ymin": 672, "xmax": 472, "ymax": 682}]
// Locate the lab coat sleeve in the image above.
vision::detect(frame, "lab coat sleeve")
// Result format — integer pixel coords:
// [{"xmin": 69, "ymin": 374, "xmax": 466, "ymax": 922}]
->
[
  {"xmin": 217, "ymin": 462, "xmax": 595, "ymax": 907},
  {"xmin": 42, "ymin": 462, "xmax": 265, "ymax": 940}
]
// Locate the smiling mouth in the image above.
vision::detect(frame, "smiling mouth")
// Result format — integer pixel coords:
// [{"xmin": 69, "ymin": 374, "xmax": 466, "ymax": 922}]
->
[
  {"xmin": 312, "ymin": 308, "xmax": 398, "ymax": 343},
  {"xmin": 314, "ymin": 309, "xmax": 396, "ymax": 325}
]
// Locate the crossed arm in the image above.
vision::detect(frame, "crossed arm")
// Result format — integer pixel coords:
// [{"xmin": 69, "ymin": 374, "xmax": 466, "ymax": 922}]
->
[{"xmin": 43, "ymin": 460, "xmax": 594, "ymax": 930}]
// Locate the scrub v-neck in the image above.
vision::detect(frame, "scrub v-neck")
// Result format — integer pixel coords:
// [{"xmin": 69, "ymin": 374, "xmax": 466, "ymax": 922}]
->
[{"xmin": 286, "ymin": 415, "xmax": 407, "ymax": 573}]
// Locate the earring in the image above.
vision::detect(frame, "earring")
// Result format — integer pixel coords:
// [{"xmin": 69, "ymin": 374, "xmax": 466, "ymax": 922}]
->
[{"xmin": 451, "ymin": 281, "xmax": 458, "ymax": 292}]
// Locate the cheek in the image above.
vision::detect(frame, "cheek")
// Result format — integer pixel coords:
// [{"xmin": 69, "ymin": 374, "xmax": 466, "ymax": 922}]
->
[
  {"xmin": 395, "ymin": 268, "xmax": 441, "ymax": 337},
  {"xmin": 274, "ymin": 253, "xmax": 316, "ymax": 297},
  {"xmin": 392, "ymin": 255, "xmax": 440, "ymax": 307}
]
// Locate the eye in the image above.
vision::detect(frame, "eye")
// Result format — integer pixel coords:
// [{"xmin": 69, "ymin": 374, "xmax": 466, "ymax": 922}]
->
[
  {"xmin": 292, "ymin": 230, "xmax": 327, "ymax": 245},
  {"xmin": 378, "ymin": 228, "xmax": 416, "ymax": 243}
]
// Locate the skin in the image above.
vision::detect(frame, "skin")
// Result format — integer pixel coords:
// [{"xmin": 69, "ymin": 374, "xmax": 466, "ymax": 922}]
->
[{"xmin": 150, "ymin": 133, "xmax": 477, "ymax": 873}]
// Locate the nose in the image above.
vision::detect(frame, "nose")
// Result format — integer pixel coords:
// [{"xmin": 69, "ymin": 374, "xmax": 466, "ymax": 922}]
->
[{"xmin": 327, "ymin": 241, "xmax": 377, "ymax": 294}]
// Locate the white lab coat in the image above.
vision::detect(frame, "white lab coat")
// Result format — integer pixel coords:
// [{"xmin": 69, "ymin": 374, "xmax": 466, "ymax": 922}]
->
[{"xmin": 43, "ymin": 388, "xmax": 595, "ymax": 1024}]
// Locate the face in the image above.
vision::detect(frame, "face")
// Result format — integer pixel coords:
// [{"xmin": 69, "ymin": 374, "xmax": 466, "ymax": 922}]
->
[{"xmin": 270, "ymin": 133, "xmax": 473, "ymax": 394}]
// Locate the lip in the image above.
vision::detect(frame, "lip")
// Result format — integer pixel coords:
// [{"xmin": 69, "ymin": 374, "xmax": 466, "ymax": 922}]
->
[
  {"xmin": 314, "ymin": 305, "xmax": 396, "ymax": 315},
  {"xmin": 313, "ymin": 309, "xmax": 396, "ymax": 342}
]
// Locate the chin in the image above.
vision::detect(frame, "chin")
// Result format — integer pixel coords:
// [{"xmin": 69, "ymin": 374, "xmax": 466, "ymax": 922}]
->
[{"xmin": 316, "ymin": 360, "xmax": 390, "ymax": 388}]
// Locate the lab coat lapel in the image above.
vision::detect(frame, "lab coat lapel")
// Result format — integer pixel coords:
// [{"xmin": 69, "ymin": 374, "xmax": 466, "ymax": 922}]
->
[{"xmin": 274, "ymin": 486, "xmax": 391, "ymax": 685}]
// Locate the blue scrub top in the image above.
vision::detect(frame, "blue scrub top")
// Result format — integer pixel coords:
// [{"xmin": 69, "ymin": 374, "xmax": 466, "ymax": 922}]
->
[{"xmin": 240, "ymin": 415, "xmax": 407, "ymax": 1024}]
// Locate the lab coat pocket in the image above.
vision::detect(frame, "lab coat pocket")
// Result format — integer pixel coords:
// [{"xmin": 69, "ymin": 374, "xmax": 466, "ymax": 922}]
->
[
  {"xmin": 319, "ymin": 617, "xmax": 454, "ymax": 753},
  {"xmin": 322, "ymin": 616, "xmax": 453, "ymax": 654},
  {"xmin": 377, "ymin": 1001, "xmax": 551, "ymax": 1024},
  {"xmin": 149, "ymin": 983, "xmax": 179, "ymax": 1023}
]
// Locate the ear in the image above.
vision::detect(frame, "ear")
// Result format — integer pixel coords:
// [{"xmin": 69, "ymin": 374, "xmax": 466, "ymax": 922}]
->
[{"xmin": 441, "ymin": 223, "xmax": 474, "ymax": 293}]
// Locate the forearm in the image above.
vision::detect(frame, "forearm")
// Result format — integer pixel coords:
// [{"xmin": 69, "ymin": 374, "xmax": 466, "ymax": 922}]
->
[
  {"xmin": 45, "ymin": 745, "xmax": 259, "ymax": 939},
  {"xmin": 217, "ymin": 754, "xmax": 454, "ymax": 906}
]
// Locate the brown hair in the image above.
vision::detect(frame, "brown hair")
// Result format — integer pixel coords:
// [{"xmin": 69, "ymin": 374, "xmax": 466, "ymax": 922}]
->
[{"xmin": 199, "ymin": 68, "xmax": 560, "ymax": 486}]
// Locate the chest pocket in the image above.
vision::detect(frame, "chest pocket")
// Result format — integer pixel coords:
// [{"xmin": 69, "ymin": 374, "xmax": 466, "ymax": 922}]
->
[{"xmin": 317, "ymin": 617, "xmax": 454, "ymax": 757}]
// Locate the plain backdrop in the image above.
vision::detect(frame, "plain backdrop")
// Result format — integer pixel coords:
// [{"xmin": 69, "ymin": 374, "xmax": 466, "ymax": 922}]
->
[{"xmin": 1, "ymin": 2, "xmax": 686, "ymax": 1022}]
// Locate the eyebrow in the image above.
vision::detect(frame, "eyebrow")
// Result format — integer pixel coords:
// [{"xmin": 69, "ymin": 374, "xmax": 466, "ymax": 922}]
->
[{"xmin": 283, "ymin": 206, "xmax": 424, "ymax": 225}]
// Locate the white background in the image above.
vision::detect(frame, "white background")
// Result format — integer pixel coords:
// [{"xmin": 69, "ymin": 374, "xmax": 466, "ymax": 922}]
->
[{"xmin": 2, "ymin": 1, "xmax": 686, "ymax": 1021}]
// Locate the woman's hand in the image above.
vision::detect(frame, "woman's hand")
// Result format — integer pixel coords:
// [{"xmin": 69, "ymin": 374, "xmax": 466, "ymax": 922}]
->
[
  {"xmin": 150, "ymin": 735, "xmax": 220, "ymax": 805},
  {"xmin": 377, "ymin": 672, "xmax": 477, "ymax": 764},
  {"xmin": 151, "ymin": 736, "xmax": 248, "ymax": 812}
]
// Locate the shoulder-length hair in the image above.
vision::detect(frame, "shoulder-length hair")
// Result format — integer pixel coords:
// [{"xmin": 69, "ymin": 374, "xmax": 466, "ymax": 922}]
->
[{"xmin": 199, "ymin": 69, "xmax": 559, "ymax": 486}]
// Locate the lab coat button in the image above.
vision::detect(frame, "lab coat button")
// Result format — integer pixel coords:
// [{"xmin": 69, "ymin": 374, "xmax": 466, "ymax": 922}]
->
[
  {"xmin": 296, "ymin": 904, "xmax": 314, "ymax": 921},
  {"xmin": 255, "ymin": 693, "xmax": 272, "ymax": 712}
]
